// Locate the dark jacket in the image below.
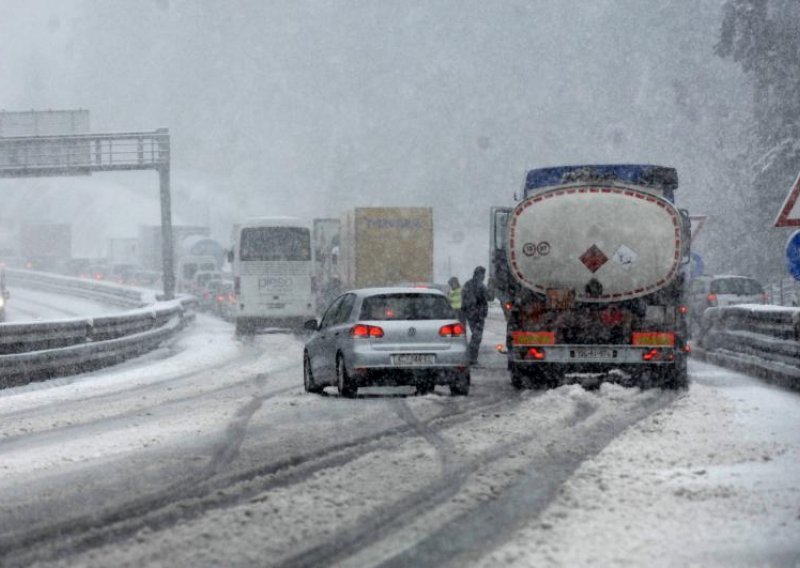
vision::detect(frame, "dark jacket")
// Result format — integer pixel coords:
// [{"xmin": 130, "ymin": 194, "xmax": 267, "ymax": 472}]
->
[{"xmin": 461, "ymin": 276, "xmax": 489, "ymax": 321}]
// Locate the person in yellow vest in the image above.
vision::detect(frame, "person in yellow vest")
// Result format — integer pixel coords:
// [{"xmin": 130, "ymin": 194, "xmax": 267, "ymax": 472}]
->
[{"xmin": 448, "ymin": 276, "xmax": 464, "ymax": 324}]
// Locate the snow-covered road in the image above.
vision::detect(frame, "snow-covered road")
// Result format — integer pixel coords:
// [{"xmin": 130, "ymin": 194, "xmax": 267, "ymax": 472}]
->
[{"xmin": 0, "ymin": 314, "xmax": 797, "ymax": 567}]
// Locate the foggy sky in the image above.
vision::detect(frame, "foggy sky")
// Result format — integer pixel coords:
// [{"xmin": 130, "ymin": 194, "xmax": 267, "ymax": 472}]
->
[{"xmin": 0, "ymin": 0, "xmax": 751, "ymax": 280}]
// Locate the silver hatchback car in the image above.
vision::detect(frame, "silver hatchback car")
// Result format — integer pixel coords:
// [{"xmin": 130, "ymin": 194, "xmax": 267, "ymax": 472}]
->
[{"xmin": 303, "ymin": 287, "xmax": 470, "ymax": 397}]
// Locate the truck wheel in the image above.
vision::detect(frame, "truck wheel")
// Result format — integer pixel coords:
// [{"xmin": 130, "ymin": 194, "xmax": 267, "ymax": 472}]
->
[
  {"xmin": 660, "ymin": 363, "xmax": 689, "ymax": 390},
  {"xmin": 526, "ymin": 370, "xmax": 553, "ymax": 390},
  {"xmin": 235, "ymin": 319, "xmax": 253, "ymax": 336},
  {"xmin": 449, "ymin": 371, "xmax": 470, "ymax": 396},
  {"xmin": 303, "ymin": 352, "xmax": 324, "ymax": 394},
  {"xmin": 337, "ymin": 354, "xmax": 357, "ymax": 398}
]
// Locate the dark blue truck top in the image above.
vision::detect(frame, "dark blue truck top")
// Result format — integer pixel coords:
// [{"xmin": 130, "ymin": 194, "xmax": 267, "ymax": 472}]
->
[{"xmin": 524, "ymin": 164, "xmax": 679, "ymax": 202}]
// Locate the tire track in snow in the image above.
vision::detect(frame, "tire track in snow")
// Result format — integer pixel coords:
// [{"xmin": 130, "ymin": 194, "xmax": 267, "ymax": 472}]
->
[
  {"xmin": 0, "ymin": 369, "xmax": 294, "ymax": 566},
  {"xmin": 277, "ymin": 389, "xmax": 601, "ymax": 568},
  {"xmin": 0, "ymin": 380, "xmax": 522, "ymax": 566},
  {"xmin": 375, "ymin": 391, "xmax": 677, "ymax": 568}
]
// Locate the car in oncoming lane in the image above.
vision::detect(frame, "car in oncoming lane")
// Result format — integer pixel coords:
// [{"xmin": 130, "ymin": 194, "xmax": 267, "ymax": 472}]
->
[
  {"xmin": 688, "ymin": 275, "xmax": 767, "ymax": 328},
  {"xmin": 303, "ymin": 287, "xmax": 470, "ymax": 397}
]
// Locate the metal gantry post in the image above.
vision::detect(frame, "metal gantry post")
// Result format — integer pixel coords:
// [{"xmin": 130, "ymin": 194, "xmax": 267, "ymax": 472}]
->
[{"xmin": 157, "ymin": 131, "xmax": 175, "ymax": 300}]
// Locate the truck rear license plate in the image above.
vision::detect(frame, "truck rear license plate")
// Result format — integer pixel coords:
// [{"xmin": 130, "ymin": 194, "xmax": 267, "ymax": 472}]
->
[
  {"xmin": 571, "ymin": 348, "xmax": 615, "ymax": 360},
  {"xmin": 392, "ymin": 354, "xmax": 435, "ymax": 366}
]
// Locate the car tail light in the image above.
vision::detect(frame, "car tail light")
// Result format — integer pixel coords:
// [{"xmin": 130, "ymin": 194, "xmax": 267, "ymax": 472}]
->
[
  {"xmin": 439, "ymin": 323, "xmax": 465, "ymax": 337},
  {"xmin": 527, "ymin": 347, "xmax": 546, "ymax": 360},
  {"xmin": 216, "ymin": 295, "xmax": 225, "ymax": 302},
  {"xmin": 504, "ymin": 301, "xmax": 513, "ymax": 311},
  {"xmin": 678, "ymin": 305, "xmax": 688, "ymax": 315},
  {"xmin": 632, "ymin": 332, "xmax": 675, "ymax": 347},
  {"xmin": 707, "ymin": 293, "xmax": 717, "ymax": 306},
  {"xmin": 351, "ymin": 324, "xmax": 384, "ymax": 338}
]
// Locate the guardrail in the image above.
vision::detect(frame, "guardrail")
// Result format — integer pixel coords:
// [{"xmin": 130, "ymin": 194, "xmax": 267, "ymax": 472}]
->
[
  {"xmin": 0, "ymin": 269, "xmax": 194, "ymax": 388},
  {"xmin": 693, "ymin": 304, "xmax": 800, "ymax": 390}
]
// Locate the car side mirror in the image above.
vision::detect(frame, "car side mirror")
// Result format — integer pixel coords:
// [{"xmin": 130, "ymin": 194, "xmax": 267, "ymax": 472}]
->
[{"xmin": 304, "ymin": 319, "xmax": 319, "ymax": 331}]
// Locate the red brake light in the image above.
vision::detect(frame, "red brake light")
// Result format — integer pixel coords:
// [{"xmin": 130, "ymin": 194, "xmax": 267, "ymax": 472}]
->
[
  {"xmin": 351, "ymin": 324, "xmax": 384, "ymax": 338},
  {"xmin": 678, "ymin": 305, "xmax": 688, "ymax": 315},
  {"xmin": 439, "ymin": 323, "xmax": 465, "ymax": 337},
  {"xmin": 642, "ymin": 348, "xmax": 660, "ymax": 361},
  {"xmin": 527, "ymin": 347, "xmax": 546, "ymax": 360},
  {"xmin": 707, "ymin": 293, "xmax": 718, "ymax": 306}
]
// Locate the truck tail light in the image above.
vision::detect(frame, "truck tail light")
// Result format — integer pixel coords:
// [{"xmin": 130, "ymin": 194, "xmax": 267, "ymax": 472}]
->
[
  {"xmin": 707, "ymin": 293, "xmax": 717, "ymax": 306},
  {"xmin": 527, "ymin": 347, "xmax": 546, "ymax": 360},
  {"xmin": 642, "ymin": 348, "xmax": 660, "ymax": 361},
  {"xmin": 351, "ymin": 324, "xmax": 384, "ymax": 338},
  {"xmin": 439, "ymin": 323, "xmax": 465, "ymax": 337}
]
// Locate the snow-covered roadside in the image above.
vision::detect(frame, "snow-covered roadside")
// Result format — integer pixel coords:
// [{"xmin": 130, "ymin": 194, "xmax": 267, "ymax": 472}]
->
[{"xmin": 478, "ymin": 360, "xmax": 800, "ymax": 567}]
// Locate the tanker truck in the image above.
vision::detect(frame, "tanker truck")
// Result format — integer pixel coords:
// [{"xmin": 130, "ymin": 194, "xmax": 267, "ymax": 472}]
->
[{"xmin": 490, "ymin": 164, "xmax": 691, "ymax": 389}]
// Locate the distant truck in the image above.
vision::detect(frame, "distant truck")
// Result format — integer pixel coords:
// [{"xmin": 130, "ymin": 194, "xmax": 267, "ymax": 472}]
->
[
  {"xmin": 338, "ymin": 207, "xmax": 434, "ymax": 288},
  {"xmin": 490, "ymin": 164, "xmax": 691, "ymax": 389},
  {"xmin": 313, "ymin": 207, "xmax": 434, "ymax": 311}
]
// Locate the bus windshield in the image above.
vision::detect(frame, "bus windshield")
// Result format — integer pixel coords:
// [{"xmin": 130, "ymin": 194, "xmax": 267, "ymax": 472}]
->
[{"xmin": 240, "ymin": 227, "xmax": 311, "ymax": 261}]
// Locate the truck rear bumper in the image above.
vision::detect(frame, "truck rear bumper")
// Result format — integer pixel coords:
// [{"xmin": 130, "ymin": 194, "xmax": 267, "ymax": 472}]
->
[{"xmin": 510, "ymin": 345, "xmax": 679, "ymax": 365}]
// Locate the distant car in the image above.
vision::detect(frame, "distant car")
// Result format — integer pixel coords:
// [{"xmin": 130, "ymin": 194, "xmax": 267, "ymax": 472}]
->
[
  {"xmin": 210, "ymin": 281, "xmax": 236, "ymax": 320},
  {"xmin": 190, "ymin": 270, "xmax": 223, "ymax": 297},
  {"xmin": 688, "ymin": 275, "xmax": 767, "ymax": 327},
  {"xmin": 303, "ymin": 287, "xmax": 470, "ymax": 397}
]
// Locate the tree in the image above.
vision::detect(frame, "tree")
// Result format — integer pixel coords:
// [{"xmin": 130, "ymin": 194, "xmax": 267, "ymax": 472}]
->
[{"xmin": 717, "ymin": 0, "xmax": 800, "ymax": 278}]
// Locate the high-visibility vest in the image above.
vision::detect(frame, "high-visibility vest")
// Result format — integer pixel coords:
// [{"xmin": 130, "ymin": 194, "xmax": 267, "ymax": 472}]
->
[{"xmin": 449, "ymin": 287, "xmax": 462, "ymax": 309}]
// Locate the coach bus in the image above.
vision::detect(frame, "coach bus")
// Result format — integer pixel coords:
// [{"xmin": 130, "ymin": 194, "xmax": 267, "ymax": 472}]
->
[{"xmin": 230, "ymin": 217, "xmax": 314, "ymax": 335}]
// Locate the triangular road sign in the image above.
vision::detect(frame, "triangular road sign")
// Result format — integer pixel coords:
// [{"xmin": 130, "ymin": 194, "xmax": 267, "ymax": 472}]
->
[{"xmin": 775, "ymin": 171, "xmax": 800, "ymax": 227}]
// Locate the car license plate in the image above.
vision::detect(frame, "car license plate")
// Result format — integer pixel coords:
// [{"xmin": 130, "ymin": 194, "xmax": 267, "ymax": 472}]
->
[
  {"xmin": 571, "ymin": 348, "xmax": 615, "ymax": 360},
  {"xmin": 392, "ymin": 354, "xmax": 435, "ymax": 366}
]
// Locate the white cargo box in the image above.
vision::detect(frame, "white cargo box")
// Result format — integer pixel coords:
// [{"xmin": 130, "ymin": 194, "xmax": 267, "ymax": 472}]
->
[{"xmin": 508, "ymin": 185, "xmax": 683, "ymax": 302}]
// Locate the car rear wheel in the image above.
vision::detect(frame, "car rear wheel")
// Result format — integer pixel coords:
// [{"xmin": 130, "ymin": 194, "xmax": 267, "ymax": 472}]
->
[
  {"xmin": 337, "ymin": 354, "xmax": 357, "ymax": 398},
  {"xmin": 304, "ymin": 352, "xmax": 324, "ymax": 394},
  {"xmin": 449, "ymin": 371, "xmax": 470, "ymax": 396},
  {"xmin": 416, "ymin": 378, "xmax": 435, "ymax": 396}
]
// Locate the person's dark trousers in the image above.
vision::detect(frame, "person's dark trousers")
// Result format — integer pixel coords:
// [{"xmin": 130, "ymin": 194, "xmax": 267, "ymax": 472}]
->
[{"xmin": 467, "ymin": 317, "xmax": 484, "ymax": 364}]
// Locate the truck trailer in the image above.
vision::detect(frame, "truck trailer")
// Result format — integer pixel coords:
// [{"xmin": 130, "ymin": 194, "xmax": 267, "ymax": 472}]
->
[
  {"xmin": 338, "ymin": 207, "xmax": 434, "ymax": 289},
  {"xmin": 490, "ymin": 164, "xmax": 691, "ymax": 389}
]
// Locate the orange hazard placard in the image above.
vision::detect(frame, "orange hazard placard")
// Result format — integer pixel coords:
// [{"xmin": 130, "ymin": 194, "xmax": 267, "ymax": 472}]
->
[{"xmin": 511, "ymin": 331, "xmax": 556, "ymax": 346}]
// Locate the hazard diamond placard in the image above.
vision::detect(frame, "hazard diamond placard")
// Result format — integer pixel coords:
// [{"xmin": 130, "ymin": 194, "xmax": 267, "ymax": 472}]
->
[{"xmin": 775, "ymin": 171, "xmax": 800, "ymax": 227}]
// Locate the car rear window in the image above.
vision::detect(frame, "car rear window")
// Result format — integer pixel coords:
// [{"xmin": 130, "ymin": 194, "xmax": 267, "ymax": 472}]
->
[
  {"xmin": 360, "ymin": 293, "xmax": 455, "ymax": 320},
  {"xmin": 710, "ymin": 278, "xmax": 763, "ymax": 295}
]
